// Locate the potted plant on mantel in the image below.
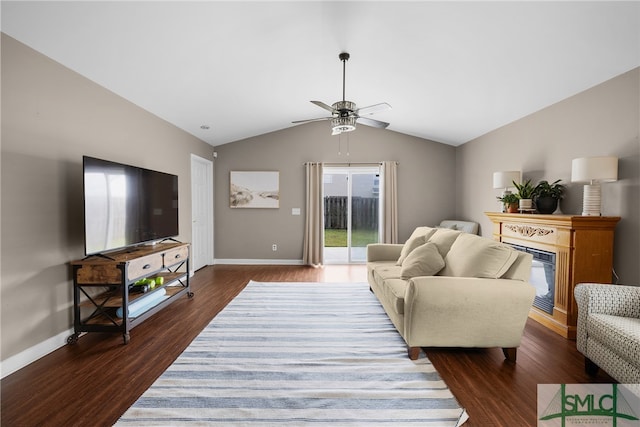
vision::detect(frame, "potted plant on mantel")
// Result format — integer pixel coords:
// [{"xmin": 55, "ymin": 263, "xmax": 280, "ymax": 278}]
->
[
  {"xmin": 513, "ymin": 179, "xmax": 535, "ymax": 210},
  {"xmin": 497, "ymin": 193, "xmax": 520, "ymax": 213},
  {"xmin": 533, "ymin": 179, "xmax": 565, "ymax": 214}
]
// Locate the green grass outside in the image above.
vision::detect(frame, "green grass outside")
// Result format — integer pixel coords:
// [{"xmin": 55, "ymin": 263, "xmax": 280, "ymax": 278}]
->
[{"xmin": 324, "ymin": 228, "xmax": 379, "ymax": 247}]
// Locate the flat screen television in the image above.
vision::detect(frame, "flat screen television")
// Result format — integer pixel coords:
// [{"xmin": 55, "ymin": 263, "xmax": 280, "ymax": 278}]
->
[{"xmin": 83, "ymin": 156, "xmax": 179, "ymax": 256}]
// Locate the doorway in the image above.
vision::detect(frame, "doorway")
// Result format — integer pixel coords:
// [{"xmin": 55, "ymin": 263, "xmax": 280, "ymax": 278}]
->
[
  {"xmin": 323, "ymin": 166, "xmax": 381, "ymax": 264},
  {"xmin": 190, "ymin": 154, "xmax": 214, "ymax": 271}
]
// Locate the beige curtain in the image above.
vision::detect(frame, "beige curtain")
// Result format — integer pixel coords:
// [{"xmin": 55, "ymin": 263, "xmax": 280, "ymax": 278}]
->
[
  {"xmin": 303, "ymin": 162, "xmax": 324, "ymax": 266},
  {"xmin": 381, "ymin": 161, "xmax": 398, "ymax": 243}
]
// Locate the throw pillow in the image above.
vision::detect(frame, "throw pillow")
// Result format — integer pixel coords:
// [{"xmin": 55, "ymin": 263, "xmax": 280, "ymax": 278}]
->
[
  {"xmin": 401, "ymin": 242, "xmax": 445, "ymax": 279},
  {"xmin": 427, "ymin": 228, "xmax": 462, "ymax": 257},
  {"xmin": 440, "ymin": 233, "xmax": 519, "ymax": 279},
  {"xmin": 396, "ymin": 227, "xmax": 436, "ymax": 265},
  {"xmin": 409, "ymin": 226, "xmax": 437, "ymax": 241}
]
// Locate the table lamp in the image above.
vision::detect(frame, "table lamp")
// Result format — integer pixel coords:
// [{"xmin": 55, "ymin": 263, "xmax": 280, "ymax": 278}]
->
[
  {"xmin": 493, "ymin": 171, "xmax": 521, "ymax": 212},
  {"xmin": 571, "ymin": 156, "xmax": 618, "ymax": 216},
  {"xmin": 493, "ymin": 171, "xmax": 521, "ymax": 194}
]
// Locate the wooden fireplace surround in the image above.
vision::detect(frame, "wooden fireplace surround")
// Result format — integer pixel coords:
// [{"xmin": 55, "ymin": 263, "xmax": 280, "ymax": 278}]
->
[{"xmin": 485, "ymin": 212, "xmax": 619, "ymax": 339}]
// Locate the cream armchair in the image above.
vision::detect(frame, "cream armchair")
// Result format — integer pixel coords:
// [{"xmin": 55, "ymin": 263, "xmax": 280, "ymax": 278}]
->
[{"xmin": 574, "ymin": 283, "xmax": 640, "ymax": 383}]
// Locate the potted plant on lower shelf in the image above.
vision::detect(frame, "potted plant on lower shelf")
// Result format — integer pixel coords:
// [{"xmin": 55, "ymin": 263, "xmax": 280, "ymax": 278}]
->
[
  {"xmin": 513, "ymin": 179, "xmax": 535, "ymax": 210},
  {"xmin": 497, "ymin": 193, "xmax": 520, "ymax": 213},
  {"xmin": 533, "ymin": 179, "xmax": 565, "ymax": 214}
]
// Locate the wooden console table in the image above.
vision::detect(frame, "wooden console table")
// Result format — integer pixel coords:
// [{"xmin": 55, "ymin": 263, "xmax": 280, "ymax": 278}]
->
[
  {"xmin": 69, "ymin": 242, "xmax": 192, "ymax": 344},
  {"xmin": 486, "ymin": 212, "xmax": 619, "ymax": 339}
]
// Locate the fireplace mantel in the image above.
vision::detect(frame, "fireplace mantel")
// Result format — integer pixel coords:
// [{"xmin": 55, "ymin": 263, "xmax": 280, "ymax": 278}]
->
[{"xmin": 485, "ymin": 212, "xmax": 620, "ymax": 339}]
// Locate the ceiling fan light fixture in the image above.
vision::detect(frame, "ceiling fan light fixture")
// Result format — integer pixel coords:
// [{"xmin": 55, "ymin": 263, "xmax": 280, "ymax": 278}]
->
[{"xmin": 331, "ymin": 116, "xmax": 356, "ymax": 135}]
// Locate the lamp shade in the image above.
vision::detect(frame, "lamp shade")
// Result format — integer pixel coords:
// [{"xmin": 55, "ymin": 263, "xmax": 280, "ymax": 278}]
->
[
  {"xmin": 571, "ymin": 157, "xmax": 618, "ymax": 183},
  {"xmin": 493, "ymin": 171, "xmax": 521, "ymax": 189}
]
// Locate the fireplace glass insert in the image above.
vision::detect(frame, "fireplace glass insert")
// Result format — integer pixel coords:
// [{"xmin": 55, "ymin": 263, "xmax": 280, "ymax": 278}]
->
[{"xmin": 510, "ymin": 244, "xmax": 556, "ymax": 314}]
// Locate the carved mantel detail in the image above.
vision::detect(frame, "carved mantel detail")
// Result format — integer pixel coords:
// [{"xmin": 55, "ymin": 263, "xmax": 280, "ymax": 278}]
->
[
  {"xmin": 504, "ymin": 224, "xmax": 554, "ymax": 238},
  {"xmin": 486, "ymin": 212, "xmax": 620, "ymax": 340}
]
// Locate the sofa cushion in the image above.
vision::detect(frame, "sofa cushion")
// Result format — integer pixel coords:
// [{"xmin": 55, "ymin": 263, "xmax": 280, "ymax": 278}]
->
[
  {"xmin": 372, "ymin": 264, "xmax": 403, "ymax": 283},
  {"xmin": 401, "ymin": 242, "xmax": 445, "ymax": 279},
  {"xmin": 501, "ymin": 251, "xmax": 533, "ymax": 282},
  {"xmin": 396, "ymin": 227, "xmax": 436, "ymax": 265},
  {"xmin": 410, "ymin": 226, "xmax": 436, "ymax": 239},
  {"xmin": 426, "ymin": 228, "xmax": 462, "ymax": 257},
  {"xmin": 440, "ymin": 233, "xmax": 519, "ymax": 279}
]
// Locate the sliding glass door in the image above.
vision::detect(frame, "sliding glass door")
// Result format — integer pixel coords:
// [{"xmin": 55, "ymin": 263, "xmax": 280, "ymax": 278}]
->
[{"xmin": 323, "ymin": 166, "xmax": 380, "ymax": 264}]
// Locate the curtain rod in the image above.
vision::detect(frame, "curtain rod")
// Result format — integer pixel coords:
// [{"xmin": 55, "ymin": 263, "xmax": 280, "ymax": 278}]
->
[{"xmin": 302, "ymin": 161, "xmax": 398, "ymax": 166}]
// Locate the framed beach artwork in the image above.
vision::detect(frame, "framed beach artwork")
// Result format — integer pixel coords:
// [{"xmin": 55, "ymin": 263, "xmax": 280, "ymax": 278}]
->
[{"xmin": 230, "ymin": 171, "xmax": 280, "ymax": 208}]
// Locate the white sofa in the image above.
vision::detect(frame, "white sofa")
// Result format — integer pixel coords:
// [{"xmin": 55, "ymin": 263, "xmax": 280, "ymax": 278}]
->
[{"xmin": 367, "ymin": 226, "xmax": 535, "ymax": 360}]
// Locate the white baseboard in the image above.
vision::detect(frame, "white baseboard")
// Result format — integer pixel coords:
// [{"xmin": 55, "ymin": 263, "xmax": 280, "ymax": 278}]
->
[
  {"xmin": 213, "ymin": 258, "xmax": 304, "ymax": 265},
  {"xmin": 1, "ymin": 328, "xmax": 74, "ymax": 379}
]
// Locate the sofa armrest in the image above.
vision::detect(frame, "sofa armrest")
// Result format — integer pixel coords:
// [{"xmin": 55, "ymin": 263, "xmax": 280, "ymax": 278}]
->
[
  {"xmin": 574, "ymin": 283, "xmax": 640, "ymax": 318},
  {"xmin": 403, "ymin": 276, "xmax": 535, "ymax": 348},
  {"xmin": 574, "ymin": 283, "xmax": 640, "ymax": 354},
  {"xmin": 366, "ymin": 243, "xmax": 403, "ymax": 262}
]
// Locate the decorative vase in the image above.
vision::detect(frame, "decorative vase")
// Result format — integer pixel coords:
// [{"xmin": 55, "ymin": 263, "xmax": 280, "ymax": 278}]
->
[
  {"xmin": 519, "ymin": 198, "xmax": 533, "ymax": 210},
  {"xmin": 535, "ymin": 196, "xmax": 558, "ymax": 214}
]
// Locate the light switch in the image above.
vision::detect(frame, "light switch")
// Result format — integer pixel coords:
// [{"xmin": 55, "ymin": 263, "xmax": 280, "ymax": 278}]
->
[{"xmin": 292, "ymin": 208, "xmax": 301, "ymax": 215}]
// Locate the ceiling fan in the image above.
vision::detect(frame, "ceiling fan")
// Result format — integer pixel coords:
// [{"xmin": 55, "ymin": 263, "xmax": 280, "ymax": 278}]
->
[{"xmin": 293, "ymin": 52, "xmax": 391, "ymax": 135}]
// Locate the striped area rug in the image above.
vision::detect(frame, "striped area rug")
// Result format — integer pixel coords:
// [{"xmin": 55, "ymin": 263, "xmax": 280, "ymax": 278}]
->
[{"xmin": 116, "ymin": 281, "xmax": 468, "ymax": 426}]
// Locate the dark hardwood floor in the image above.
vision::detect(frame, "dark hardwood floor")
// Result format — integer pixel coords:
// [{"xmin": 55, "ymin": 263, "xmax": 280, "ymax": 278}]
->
[{"xmin": 1, "ymin": 265, "xmax": 614, "ymax": 426}]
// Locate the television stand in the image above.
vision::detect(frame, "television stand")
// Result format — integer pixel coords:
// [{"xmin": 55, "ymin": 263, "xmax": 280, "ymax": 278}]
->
[{"xmin": 69, "ymin": 242, "xmax": 192, "ymax": 344}]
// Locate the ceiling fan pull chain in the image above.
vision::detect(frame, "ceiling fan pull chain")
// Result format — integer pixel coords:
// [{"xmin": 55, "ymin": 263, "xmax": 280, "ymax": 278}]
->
[
  {"xmin": 346, "ymin": 132, "xmax": 350, "ymax": 156},
  {"xmin": 337, "ymin": 132, "xmax": 349, "ymax": 156}
]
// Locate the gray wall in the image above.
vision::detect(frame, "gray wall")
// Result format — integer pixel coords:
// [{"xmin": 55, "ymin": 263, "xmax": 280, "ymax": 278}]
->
[
  {"xmin": 1, "ymin": 34, "xmax": 214, "ymax": 363},
  {"xmin": 214, "ymin": 122, "xmax": 457, "ymax": 261},
  {"xmin": 456, "ymin": 67, "xmax": 640, "ymax": 285}
]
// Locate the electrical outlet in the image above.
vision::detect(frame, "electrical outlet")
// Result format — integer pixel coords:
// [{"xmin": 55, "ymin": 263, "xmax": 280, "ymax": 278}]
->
[{"xmin": 272, "ymin": 244, "xmax": 278, "ymax": 251}]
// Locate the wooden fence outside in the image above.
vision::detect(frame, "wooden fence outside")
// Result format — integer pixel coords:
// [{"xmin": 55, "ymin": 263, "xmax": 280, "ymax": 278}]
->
[{"xmin": 324, "ymin": 196, "xmax": 379, "ymax": 230}]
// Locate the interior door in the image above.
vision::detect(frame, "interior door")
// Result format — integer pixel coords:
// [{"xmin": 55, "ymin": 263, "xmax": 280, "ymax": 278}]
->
[{"xmin": 190, "ymin": 154, "xmax": 214, "ymax": 271}]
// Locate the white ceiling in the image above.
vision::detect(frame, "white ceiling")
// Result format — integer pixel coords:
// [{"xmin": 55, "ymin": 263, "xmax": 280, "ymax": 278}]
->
[{"xmin": 2, "ymin": 1, "xmax": 639, "ymax": 147}]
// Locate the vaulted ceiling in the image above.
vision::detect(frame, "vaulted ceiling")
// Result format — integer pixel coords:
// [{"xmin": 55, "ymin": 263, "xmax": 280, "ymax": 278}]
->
[{"xmin": 2, "ymin": 1, "xmax": 639, "ymax": 147}]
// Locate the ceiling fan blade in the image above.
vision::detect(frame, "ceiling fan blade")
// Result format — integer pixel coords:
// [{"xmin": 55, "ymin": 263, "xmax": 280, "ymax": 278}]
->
[
  {"xmin": 356, "ymin": 102, "xmax": 392, "ymax": 116},
  {"xmin": 292, "ymin": 117, "xmax": 332, "ymax": 124},
  {"xmin": 356, "ymin": 116, "xmax": 390, "ymax": 129},
  {"xmin": 310, "ymin": 100, "xmax": 337, "ymax": 113}
]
